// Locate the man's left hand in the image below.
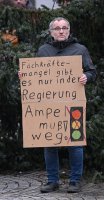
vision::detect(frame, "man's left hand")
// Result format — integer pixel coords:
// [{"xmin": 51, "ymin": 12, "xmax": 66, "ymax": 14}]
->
[{"xmin": 79, "ymin": 74, "xmax": 87, "ymax": 85}]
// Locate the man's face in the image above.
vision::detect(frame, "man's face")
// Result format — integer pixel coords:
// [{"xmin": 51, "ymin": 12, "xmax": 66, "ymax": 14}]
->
[
  {"xmin": 50, "ymin": 20, "xmax": 70, "ymax": 41},
  {"xmin": 11, "ymin": 0, "xmax": 27, "ymax": 8}
]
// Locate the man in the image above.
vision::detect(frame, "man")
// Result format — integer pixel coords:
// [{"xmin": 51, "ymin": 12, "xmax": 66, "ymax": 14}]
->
[
  {"xmin": 37, "ymin": 17, "xmax": 96, "ymax": 193},
  {"xmin": 11, "ymin": 0, "xmax": 29, "ymax": 8},
  {"xmin": 0, "ymin": 0, "xmax": 33, "ymax": 8}
]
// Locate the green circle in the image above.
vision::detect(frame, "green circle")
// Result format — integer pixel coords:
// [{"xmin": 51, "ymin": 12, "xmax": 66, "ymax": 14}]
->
[{"xmin": 72, "ymin": 130, "xmax": 81, "ymax": 140}]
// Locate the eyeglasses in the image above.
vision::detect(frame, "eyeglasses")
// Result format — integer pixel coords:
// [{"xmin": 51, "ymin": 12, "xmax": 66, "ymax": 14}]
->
[{"xmin": 51, "ymin": 27, "xmax": 69, "ymax": 31}]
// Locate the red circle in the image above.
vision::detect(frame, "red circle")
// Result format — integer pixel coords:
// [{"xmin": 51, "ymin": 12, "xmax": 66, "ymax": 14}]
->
[{"xmin": 72, "ymin": 110, "xmax": 81, "ymax": 119}]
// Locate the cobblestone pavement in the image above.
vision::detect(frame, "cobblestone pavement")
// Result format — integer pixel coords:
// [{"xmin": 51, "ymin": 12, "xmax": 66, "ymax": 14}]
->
[{"xmin": 0, "ymin": 171, "xmax": 104, "ymax": 200}]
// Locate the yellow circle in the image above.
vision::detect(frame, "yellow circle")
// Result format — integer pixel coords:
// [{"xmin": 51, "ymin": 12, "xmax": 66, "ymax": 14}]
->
[{"xmin": 72, "ymin": 120, "xmax": 81, "ymax": 129}]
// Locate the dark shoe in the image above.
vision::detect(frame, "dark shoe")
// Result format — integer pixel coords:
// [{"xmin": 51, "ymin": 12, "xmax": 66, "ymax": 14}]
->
[
  {"xmin": 67, "ymin": 182, "xmax": 81, "ymax": 193},
  {"xmin": 40, "ymin": 182, "xmax": 59, "ymax": 193}
]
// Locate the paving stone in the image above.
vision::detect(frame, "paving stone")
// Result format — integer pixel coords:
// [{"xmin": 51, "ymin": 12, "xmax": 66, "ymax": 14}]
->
[
  {"xmin": 70, "ymin": 198, "xmax": 85, "ymax": 200},
  {"xmin": 83, "ymin": 197, "xmax": 97, "ymax": 200},
  {"xmin": 96, "ymin": 198, "xmax": 104, "ymax": 200},
  {"xmin": 0, "ymin": 172, "xmax": 103, "ymax": 200}
]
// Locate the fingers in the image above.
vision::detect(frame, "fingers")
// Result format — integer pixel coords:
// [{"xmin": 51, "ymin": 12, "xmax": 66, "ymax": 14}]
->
[
  {"xmin": 79, "ymin": 74, "xmax": 87, "ymax": 85},
  {"xmin": 18, "ymin": 71, "xmax": 22, "ymax": 79}
]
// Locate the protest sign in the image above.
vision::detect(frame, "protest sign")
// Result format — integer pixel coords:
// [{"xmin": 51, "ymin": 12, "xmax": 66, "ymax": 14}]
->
[{"xmin": 19, "ymin": 56, "xmax": 86, "ymax": 147}]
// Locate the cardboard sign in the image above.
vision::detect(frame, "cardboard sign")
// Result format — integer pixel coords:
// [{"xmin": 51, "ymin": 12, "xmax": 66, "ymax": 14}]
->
[{"xmin": 19, "ymin": 56, "xmax": 86, "ymax": 147}]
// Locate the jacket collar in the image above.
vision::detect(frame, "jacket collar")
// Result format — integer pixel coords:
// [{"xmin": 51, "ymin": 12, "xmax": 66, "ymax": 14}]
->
[{"xmin": 46, "ymin": 35, "xmax": 78, "ymax": 49}]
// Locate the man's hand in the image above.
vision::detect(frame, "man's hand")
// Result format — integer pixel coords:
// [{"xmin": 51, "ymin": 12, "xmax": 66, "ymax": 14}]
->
[
  {"xmin": 18, "ymin": 71, "xmax": 22, "ymax": 79},
  {"xmin": 79, "ymin": 73, "xmax": 87, "ymax": 85}
]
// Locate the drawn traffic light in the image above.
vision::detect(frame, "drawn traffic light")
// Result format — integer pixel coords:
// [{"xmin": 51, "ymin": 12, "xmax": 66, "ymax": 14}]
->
[{"xmin": 70, "ymin": 107, "xmax": 83, "ymax": 141}]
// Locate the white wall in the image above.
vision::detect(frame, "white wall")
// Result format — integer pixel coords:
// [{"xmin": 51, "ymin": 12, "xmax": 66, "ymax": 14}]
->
[{"xmin": 35, "ymin": 0, "xmax": 59, "ymax": 9}]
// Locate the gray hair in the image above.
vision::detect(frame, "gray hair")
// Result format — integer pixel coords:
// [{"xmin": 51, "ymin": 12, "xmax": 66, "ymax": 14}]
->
[{"xmin": 49, "ymin": 17, "xmax": 70, "ymax": 31}]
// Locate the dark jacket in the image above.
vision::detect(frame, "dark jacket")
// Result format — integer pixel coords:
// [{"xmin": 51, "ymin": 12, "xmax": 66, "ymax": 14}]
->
[{"xmin": 37, "ymin": 36, "xmax": 97, "ymax": 82}]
